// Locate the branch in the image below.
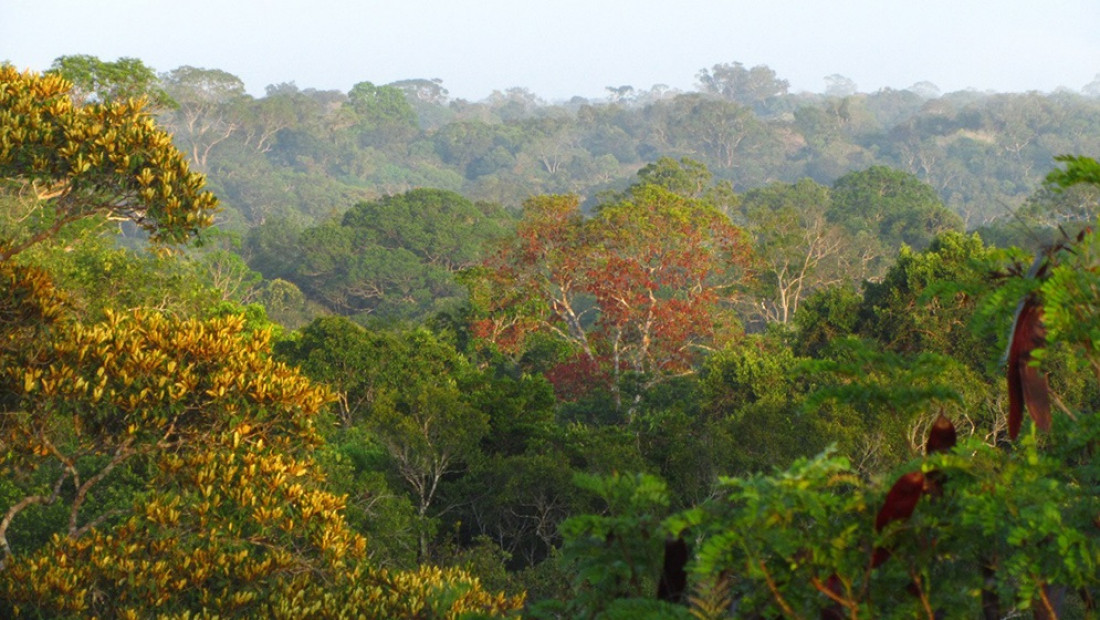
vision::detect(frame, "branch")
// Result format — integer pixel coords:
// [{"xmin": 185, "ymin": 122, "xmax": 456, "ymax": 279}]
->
[
  {"xmin": 0, "ymin": 206, "xmax": 87, "ymax": 262},
  {"xmin": 67, "ymin": 437, "xmax": 135, "ymax": 538},
  {"xmin": 70, "ymin": 508, "xmax": 126, "ymax": 540},
  {"xmin": 759, "ymin": 560, "xmax": 802, "ymax": 619},
  {"xmin": 810, "ymin": 575, "xmax": 854, "ymax": 611},
  {"xmin": 906, "ymin": 569, "xmax": 936, "ymax": 620},
  {"xmin": 1037, "ymin": 583, "xmax": 1059, "ymax": 620},
  {"xmin": 0, "ymin": 470, "xmax": 70, "ymax": 569}
]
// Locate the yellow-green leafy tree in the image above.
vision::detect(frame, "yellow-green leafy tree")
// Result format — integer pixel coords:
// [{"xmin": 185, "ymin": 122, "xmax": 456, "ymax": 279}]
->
[
  {"xmin": 0, "ymin": 66, "xmax": 521, "ymax": 618},
  {"xmin": 0, "ymin": 66, "xmax": 218, "ymax": 260},
  {"xmin": 0, "ymin": 306, "xmax": 521, "ymax": 618}
]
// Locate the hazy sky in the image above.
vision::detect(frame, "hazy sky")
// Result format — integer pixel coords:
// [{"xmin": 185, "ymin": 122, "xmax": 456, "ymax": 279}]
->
[{"xmin": 3, "ymin": 0, "xmax": 1099, "ymax": 102}]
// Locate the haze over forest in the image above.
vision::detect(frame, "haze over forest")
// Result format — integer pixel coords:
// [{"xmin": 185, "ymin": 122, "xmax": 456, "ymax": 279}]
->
[
  {"xmin": 3, "ymin": 42, "xmax": 1100, "ymax": 617},
  {"xmin": 6, "ymin": 0, "xmax": 1100, "ymax": 101}
]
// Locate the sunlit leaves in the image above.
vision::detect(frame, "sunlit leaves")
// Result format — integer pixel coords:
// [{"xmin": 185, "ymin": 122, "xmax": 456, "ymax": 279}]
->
[
  {"xmin": 0, "ymin": 303, "xmax": 520, "ymax": 617},
  {"xmin": 16, "ymin": 310, "xmax": 327, "ymax": 447},
  {"xmin": 3, "ymin": 432, "xmax": 523, "ymax": 618},
  {"xmin": 0, "ymin": 67, "xmax": 217, "ymax": 259}
]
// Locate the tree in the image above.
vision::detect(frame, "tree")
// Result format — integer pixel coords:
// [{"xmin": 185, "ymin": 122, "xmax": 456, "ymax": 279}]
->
[
  {"xmin": 346, "ymin": 81, "xmax": 418, "ymax": 145},
  {"xmin": 857, "ymin": 231, "xmax": 999, "ymax": 366},
  {"xmin": 664, "ymin": 95, "xmax": 767, "ymax": 171},
  {"xmin": 699, "ymin": 336, "xmax": 822, "ymax": 474},
  {"xmin": 486, "ymin": 87, "xmax": 544, "ymax": 121},
  {"xmin": 0, "ymin": 278, "xmax": 520, "ymax": 618},
  {"xmin": 432, "ymin": 120, "xmax": 519, "ymax": 175},
  {"xmin": 233, "ymin": 85, "xmax": 299, "ymax": 154},
  {"xmin": 278, "ymin": 317, "xmax": 491, "ymax": 560},
  {"xmin": 9, "ymin": 222, "xmax": 229, "ymax": 322},
  {"xmin": 824, "ymin": 74, "xmax": 858, "ymax": 98},
  {"xmin": 545, "ymin": 472, "xmax": 689, "ymax": 619},
  {"xmin": 293, "ymin": 188, "xmax": 511, "ymax": 320},
  {"xmin": 387, "ymin": 78, "xmax": 452, "ymax": 129},
  {"xmin": 47, "ymin": 55, "xmax": 171, "ymax": 107},
  {"xmin": 387, "ymin": 78, "xmax": 449, "ymax": 106},
  {"xmin": 159, "ymin": 66, "xmax": 247, "ymax": 168},
  {"xmin": 341, "ymin": 188, "xmax": 510, "ymax": 272},
  {"xmin": 468, "ymin": 180, "xmax": 752, "ymax": 410},
  {"xmin": 0, "ymin": 67, "xmax": 218, "ymax": 261},
  {"xmin": 362, "ymin": 329, "xmax": 490, "ymax": 560},
  {"xmin": 0, "ymin": 310, "xmax": 326, "ymax": 563},
  {"xmin": 696, "ymin": 62, "xmax": 789, "ymax": 110},
  {"xmin": 592, "ymin": 185, "xmax": 749, "ymax": 390},
  {"xmin": 634, "ymin": 156, "xmax": 721, "ymax": 200},
  {"xmin": 740, "ymin": 179, "xmax": 849, "ymax": 324},
  {"xmin": 275, "ymin": 315, "xmax": 394, "ymax": 428},
  {"xmin": 828, "ymin": 166, "xmax": 963, "ymax": 264}
]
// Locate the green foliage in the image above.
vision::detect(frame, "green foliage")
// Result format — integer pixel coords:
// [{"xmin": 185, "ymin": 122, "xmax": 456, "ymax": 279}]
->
[
  {"xmin": 1038, "ymin": 221, "xmax": 1100, "ymax": 376},
  {"xmin": 315, "ymin": 428, "xmax": 420, "ymax": 568},
  {"xmin": 11, "ymin": 51, "xmax": 1100, "ymax": 616},
  {"xmin": 829, "ymin": 165, "xmax": 963, "ymax": 253},
  {"xmin": 546, "ymin": 472, "xmax": 689, "ymax": 619},
  {"xmin": 41, "ymin": 53, "xmax": 1091, "ymax": 235},
  {"xmin": 347, "ymin": 81, "xmax": 418, "ymax": 136},
  {"xmin": 700, "ymin": 337, "xmax": 822, "ymax": 474},
  {"xmin": 791, "ymin": 283, "xmax": 862, "ymax": 357},
  {"xmin": 671, "ymin": 451, "xmax": 869, "ymax": 618},
  {"xmin": 738, "ymin": 178, "xmax": 854, "ymax": 324},
  {"xmin": 275, "ymin": 315, "xmax": 396, "ymax": 427},
  {"xmin": 800, "ymin": 337, "xmax": 975, "ymax": 472},
  {"xmin": 1045, "ymin": 154, "xmax": 1100, "ymax": 191},
  {"xmin": 857, "ymin": 230, "xmax": 999, "ymax": 366},
  {"xmin": 47, "ymin": 54, "xmax": 172, "ymax": 107},
  {"xmin": 696, "ymin": 61, "xmax": 790, "ymax": 110},
  {"xmin": 14, "ymin": 228, "xmax": 230, "ymax": 321},
  {"xmin": 631, "ymin": 156, "xmax": 734, "ymax": 206},
  {"xmin": 292, "ymin": 188, "xmax": 511, "ymax": 321}
]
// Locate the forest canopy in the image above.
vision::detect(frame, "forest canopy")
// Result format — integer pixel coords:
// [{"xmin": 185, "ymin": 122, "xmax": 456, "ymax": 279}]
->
[{"xmin": 2, "ymin": 57, "xmax": 1100, "ymax": 617}]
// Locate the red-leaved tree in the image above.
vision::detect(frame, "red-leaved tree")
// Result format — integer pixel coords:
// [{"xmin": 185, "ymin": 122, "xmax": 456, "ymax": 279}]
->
[{"xmin": 467, "ymin": 185, "xmax": 752, "ymax": 410}]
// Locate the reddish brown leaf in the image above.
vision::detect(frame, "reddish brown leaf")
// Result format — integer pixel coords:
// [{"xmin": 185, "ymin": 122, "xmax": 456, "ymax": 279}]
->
[
  {"xmin": 819, "ymin": 573, "xmax": 845, "ymax": 619},
  {"xmin": 1007, "ymin": 295, "xmax": 1051, "ymax": 439},
  {"xmin": 875, "ymin": 471, "xmax": 925, "ymax": 532},
  {"xmin": 870, "ymin": 546, "xmax": 892, "ymax": 569},
  {"xmin": 872, "ymin": 471, "xmax": 927, "ymax": 569},
  {"xmin": 925, "ymin": 414, "xmax": 957, "ymax": 455}
]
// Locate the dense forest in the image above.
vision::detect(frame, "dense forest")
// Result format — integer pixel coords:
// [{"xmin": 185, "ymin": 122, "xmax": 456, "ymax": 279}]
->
[{"xmin": 2, "ymin": 56, "xmax": 1100, "ymax": 618}]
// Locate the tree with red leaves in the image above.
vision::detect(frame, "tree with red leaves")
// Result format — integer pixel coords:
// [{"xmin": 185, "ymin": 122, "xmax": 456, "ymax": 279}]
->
[{"xmin": 467, "ymin": 183, "xmax": 751, "ymax": 410}]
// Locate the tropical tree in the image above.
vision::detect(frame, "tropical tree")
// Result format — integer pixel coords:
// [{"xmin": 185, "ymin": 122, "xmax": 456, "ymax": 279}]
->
[
  {"xmin": 346, "ymin": 80, "xmax": 418, "ymax": 146},
  {"xmin": 0, "ymin": 66, "xmax": 218, "ymax": 260},
  {"xmin": 468, "ymin": 177, "xmax": 752, "ymax": 410},
  {"xmin": 828, "ymin": 165, "xmax": 964, "ymax": 254},
  {"xmin": 740, "ymin": 178, "xmax": 849, "ymax": 324},
  {"xmin": 696, "ymin": 61, "xmax": 789, "ymax": 110},
  {"xmin": 47, "ymin": 55, "xmax": 171, "ymax": 107},
  {"xmin": 293, "ymin": 188, "xmax": 511, "ymax": 320},
  {"xmin": 0, "ymin": 304, "xmax": 521, "ymax": 618},
  {"xmin": 159, "ymin": 65, "xmax": 247, "ymax": 168}
]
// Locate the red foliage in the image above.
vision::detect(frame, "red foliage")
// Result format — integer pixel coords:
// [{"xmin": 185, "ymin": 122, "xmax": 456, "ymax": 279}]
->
[
  {"xmin": 465, "ymin": 189, "xmax": 752, "ymax": 398},
  {"xmin": 545, "ymin": 354, "xmax": 610, "ymax": 402}
]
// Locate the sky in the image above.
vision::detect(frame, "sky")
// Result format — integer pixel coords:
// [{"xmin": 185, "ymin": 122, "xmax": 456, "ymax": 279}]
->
[{"xmin": 3, "ymin": 0, "xmax": 1099, "ymax": 102}]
